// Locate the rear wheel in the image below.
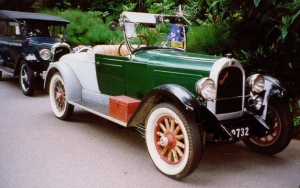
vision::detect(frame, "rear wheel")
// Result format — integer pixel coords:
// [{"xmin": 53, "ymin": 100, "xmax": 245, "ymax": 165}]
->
[
  {"xmin": 49, "ymin": 72, "xmax": 74, "ymax": 120},
  {"xmin": 145, "ymin": 102, "xmax": 202, "ymax": 179},
  {"xmin": 243, "ymin": 97, "xmax": 293, "ymax": 155},
  {"xmin": 20, "ymin": 60, "xmax": 35, "ymax": 96}
]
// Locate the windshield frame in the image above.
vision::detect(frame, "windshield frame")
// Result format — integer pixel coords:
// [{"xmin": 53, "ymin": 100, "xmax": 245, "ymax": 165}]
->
[
  {"xmin": 21, "ymin": 20, "xmax": 68, "ymax": 41},
  {"xmin": 120, "ymin": 12, "xmax": 190, "ymax": 54}
]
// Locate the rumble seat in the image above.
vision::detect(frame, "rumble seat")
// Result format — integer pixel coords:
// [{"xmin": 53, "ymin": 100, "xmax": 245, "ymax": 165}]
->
[{"xmin": 89, "ymin": 45, "xmax": 129, "ymax": 56}]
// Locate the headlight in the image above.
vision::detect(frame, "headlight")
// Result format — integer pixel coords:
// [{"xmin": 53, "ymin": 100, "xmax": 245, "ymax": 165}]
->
[
  {"xmin": 39, "ymin": 49, "xmax": 51, "ymax": 60},
  {"xmin": 196, "ymin": 78, "xmax": 216, "ymax": 100},
  {"xmin": 246, "ymin": 74, "xmax": 265, "ymax": 93}
]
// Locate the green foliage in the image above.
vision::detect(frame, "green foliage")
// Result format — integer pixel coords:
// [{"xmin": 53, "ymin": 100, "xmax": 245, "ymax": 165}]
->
[
  {"xmin": 54, "ymin": 0, "xmax": 72, "ymax": 10},
  {"xmin": 145, "ymin": 0, "xmax": 176, "ymax": 14},
  {"xmin": 294, "ymin": 115, "xmax": 300, "ymax": 126},
  {"xmin": 42, "ymin": 9, "xmax": 123, "ymax": 47},
  {"xmin": 254, "ymin": 0, "xmax": 261, "ymax": 7},
  {"xmin": 229, "ymin": 0, "xmax": 300, "ymax": 97},
  {"xmin": 31, "ymin": 0, "xmax": 92, "ymax": 11},
  {"xmin": 181, "ymin": 0, "xmax": 205, "ymax": 23},
  {"xmin": 184, "ymin": 0, "xmax": 239, "ymax": 55},
  {"xmin": 276, "ymin": 1, "xmax": 300, "ymax": 42},
  {"xmin": 187, "ymin": 24, "xmax": 232, "ymax": 55},
  {"xmin": 88, "ymin": 0, "xmax": 136, "ymax": 18}
]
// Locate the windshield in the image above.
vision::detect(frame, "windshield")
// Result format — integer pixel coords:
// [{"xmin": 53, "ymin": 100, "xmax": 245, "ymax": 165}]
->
[
  {"xmin": 121, "ymin": 12, "xmax": 190, "ymax": 53},
  {"xmin": 23, "ymin": 21, "xmax": 67, "ymax": 39}
]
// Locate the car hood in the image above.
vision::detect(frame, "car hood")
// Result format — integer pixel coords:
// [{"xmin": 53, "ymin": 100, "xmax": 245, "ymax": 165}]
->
[
  {"xmin": 26, "ymin": 37, "xmax": 62, "ymax": 48},
  {"xmin": 133, "ymin": 49, "xmax": 218, "ymax": 72}
]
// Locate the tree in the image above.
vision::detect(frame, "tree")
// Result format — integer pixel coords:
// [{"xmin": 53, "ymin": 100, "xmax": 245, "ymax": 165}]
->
[{"xmin": 230, "ymin": 0, "xmax": 300, "ymax": 96}]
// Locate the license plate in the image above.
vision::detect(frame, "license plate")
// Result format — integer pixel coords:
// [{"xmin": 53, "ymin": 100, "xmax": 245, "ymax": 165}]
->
[{"xmin": 231, "ymin": 126, "xmax": 250, "ymax": 138}]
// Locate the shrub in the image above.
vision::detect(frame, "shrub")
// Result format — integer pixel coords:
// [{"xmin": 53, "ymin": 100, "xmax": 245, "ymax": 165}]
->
[
  {"xmin": 42, "ymin": 9, "xmax": 123, "ymax": 47},
  {"xmin": 187, "ymin": 24, "xmax": 233, "ymax": 55}
]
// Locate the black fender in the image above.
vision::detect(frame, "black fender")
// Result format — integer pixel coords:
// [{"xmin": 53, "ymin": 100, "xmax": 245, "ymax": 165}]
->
[
  {"xmin": 128, "ymin": 84, "xmax": 219, "ymax": 128},
  {"xmin": 245, "ymin": 76, "xmax": 290, "ymax": 135},
  {"xmin": 260, "ymin": 76, "xmax": 288, "ymax": 119},
  {"xmin": 264, "ymin": 75, "xmax": 288, "ymax": 100},
  {"xmin": 14, "ymin": 56, "xmax": 25, "ymax": 76}
]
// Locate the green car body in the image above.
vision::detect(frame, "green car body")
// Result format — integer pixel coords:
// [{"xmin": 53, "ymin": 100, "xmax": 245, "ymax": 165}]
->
[{"xmin": 96, "ymin": 50, "xmax": 215, "ymax": 99}]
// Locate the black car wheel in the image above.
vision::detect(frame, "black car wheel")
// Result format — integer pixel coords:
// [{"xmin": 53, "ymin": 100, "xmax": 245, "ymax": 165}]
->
[
  {"xmin": 145, "ymin": 102, "xmax": 202, "ymax": 179},
  {"xmin": 243, "ymin": 97, "xmax": 293, "ymax": 156},
  {"xmin": 20, "ymin": 60, "xmax": 35, "ymax": 96}
]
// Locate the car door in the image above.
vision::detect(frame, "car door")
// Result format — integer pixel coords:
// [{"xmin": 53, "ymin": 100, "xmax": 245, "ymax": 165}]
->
[
  {"xmin": 0, "ymin": 20, "xmax": 11, "ymax": 67},
  {"xmin": 124, "ymin": 59, "xmax": 149, "ymax": 99},
  {"xmin": 0, "ymin": 36, "xmax": 8, "ymax": 66},
  {"xmin": 95, "ymin": 54, "xmax": 126, "ymax": 96},
  {"xmin": 6, "ymin": 22, "xmax": 23, "ymax": 70}
]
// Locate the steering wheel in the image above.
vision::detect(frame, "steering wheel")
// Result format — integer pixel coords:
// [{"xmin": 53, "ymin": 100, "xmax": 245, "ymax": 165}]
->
[{"xmin": 118, "ymin": 34, "xmax": 149, "ymax": 56}]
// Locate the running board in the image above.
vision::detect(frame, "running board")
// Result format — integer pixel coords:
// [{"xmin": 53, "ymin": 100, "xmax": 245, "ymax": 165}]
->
[
  {"xmin": 69, "ymin": 100, "xmax": 127, "ymax": 127},
  {"xmin": 0, "ymin": 66, "xmax": 14, "ymax": 75}
]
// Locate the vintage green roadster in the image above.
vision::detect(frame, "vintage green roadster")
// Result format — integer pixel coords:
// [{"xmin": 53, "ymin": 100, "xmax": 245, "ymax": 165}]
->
[{"xmin": 44, "ymin": 12, "xmax": 293, "ymax": 179}]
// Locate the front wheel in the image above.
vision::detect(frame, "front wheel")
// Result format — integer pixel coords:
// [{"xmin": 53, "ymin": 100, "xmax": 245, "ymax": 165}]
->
[
  {"xmin": 243, "ymin": 97, "xmax": 293, "ymax": 155},
  {"xmin": 49, "ymin": 72, "xmax": 74, "ymax": 120},
  {"xmin": 20, "ymin": 60, "xmax": 35, "ymax": 96},
  {"xmin": 145, "ymin": 102, "xmax": 202, "ymax": 179}
]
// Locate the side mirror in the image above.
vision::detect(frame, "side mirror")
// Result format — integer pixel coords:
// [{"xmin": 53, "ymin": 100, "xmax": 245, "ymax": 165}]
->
[{"xmin": 109, "ymin": 22, "xmax": 118, "ymax": 31}]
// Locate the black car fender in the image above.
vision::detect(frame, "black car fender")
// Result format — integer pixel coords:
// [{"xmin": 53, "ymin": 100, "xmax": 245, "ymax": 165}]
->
[
  {"xmin": 264, "ymin": 75, "xmax": 287, "ymax": 99},
  {"xmin": 128, "ymin": 84, "xmax": 219, "ymax": 128},
  {"xmin": 260, "ymin": 75, "xmax": 288, "ymax": 119}
]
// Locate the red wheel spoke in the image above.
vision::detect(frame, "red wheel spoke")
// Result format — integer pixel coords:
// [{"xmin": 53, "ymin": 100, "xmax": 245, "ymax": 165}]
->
[
  {"xmin": 159, "ymin": 122, "xmax": 167, "ymax": 133},
  {"xmin": 176, "ymin": 141, "xmax": 185, "ymax": 149},
  {"xmin": 165, "ymin": 118, "xmax": 170, "ymax": 130},
  {"xmin": 173, "ymin": 125, "xmax": 181, "ymax": 135},
  {"xmin": 176, "ymin": 134, "xmax": 184, "ymax": 140},
  {"xmin": 160, "ymin": 147, "xmax": 168, "ymax": 156},
  {"xmin": 167, "ymin": 150, "xmax": 172, "ymax": 161},
  {"xmin": 172, "ymin": 149, "xmax": 178, "ymax": 162},
  {"xmin": 174, "ymin": 146, "xmax": 183, "ymax": 157},
  {"xmin": 156, "ymin": 131, "xmax": 164, "ymax": 137},
  {"xmin": 170, "ymin": 119, "xmax": 175, "ymax": 132}
]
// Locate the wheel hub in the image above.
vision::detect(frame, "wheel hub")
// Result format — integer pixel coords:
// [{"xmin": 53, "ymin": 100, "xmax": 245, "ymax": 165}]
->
[
  {"xmin": 56, "ymin": 89, "xmax": 65, "ymax": 102},
  {"xmin": 159, "ymin": 132, "xmax": 176, "ymax": 149},
  {"xmin": 159, "ymin": 137, "xmax": 168, "ymax": 147}
]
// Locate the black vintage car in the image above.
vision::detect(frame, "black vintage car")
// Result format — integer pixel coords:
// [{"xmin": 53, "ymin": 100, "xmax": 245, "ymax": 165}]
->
[{"xmin": 0, "ymin": 10, "xmax": 71, "ymax": 96}]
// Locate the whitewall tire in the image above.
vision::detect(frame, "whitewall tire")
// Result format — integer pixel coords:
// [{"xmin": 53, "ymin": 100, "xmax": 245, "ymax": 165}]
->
[
  {"xmin": 145, "ymin": 102, "xmax": 202, "ymax": 179},
  {"xmin": 49, "ymin": 72, "xmax": 74, "ymax": 120}
]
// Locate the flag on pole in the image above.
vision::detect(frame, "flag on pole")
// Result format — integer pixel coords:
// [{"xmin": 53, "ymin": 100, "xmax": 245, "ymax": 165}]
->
[{"xmin": 167, "ymin": 5, "xmax": 187, "ymax": 48}]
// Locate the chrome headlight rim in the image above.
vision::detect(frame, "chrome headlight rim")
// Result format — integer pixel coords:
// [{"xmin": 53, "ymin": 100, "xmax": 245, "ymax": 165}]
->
[
  {"xmin": 39, "ymin": 49, "xmax": 51, "ymax": 60},
  {"xmin": 196, "ymin": 77, "xmax": 216, "ymax": 101},
  {"xmin": 246, "ymin": 74, "xmax": 265, "ymax": 93}
]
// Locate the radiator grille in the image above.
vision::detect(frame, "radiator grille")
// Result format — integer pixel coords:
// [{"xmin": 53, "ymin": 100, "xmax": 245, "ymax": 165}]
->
[{"xmin": 216, "ymin": 67, "xmax": 243, "ymax": 114}]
